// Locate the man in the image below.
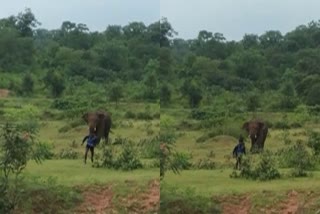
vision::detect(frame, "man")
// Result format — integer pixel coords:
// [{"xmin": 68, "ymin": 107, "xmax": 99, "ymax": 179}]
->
[
  {"xmin": 81, "ymin": 132, "xmax": 98, "ymax": 164},
  {"xmin": 232, "ymin": 136, "xmax": 246, "ymax": 170}
]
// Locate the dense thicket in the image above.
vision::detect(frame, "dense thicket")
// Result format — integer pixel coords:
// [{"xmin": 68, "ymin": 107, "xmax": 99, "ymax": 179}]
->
[{"xmin": 1, "ymin": 9, "xmax": 320, "ymax": 111}]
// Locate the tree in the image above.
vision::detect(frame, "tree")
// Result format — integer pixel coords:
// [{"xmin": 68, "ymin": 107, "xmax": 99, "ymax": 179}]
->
[
  {"xmin": 21, "ymin": 73, "xmax": 34, "ymax": 96},
  {"xmin": 43, "ymin": 71, "xmax": 65, "ymax": 97},
  {"xmin": 109, "ymin": 82, "xmax": 123, "ymax": 107},
  {"xmin": 160, "ymin": 84, "xmax": 171, "ymax": 106},
  {"xmin": 16, "ymin": 8, "xmax": 40, "ymax": 37},
  {"xmin": 181, "ymin": 80, "xmax": 203, "ymax": 108},
  {"xmin": 0, "ymin": 123, "xmax": 44, "ymax": 212},
  {"xmin": 143, "ymin": 59, "xmax": 159, "ymax": 100}
]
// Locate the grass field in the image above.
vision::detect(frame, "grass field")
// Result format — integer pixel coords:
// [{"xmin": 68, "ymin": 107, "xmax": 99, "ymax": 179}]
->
[
  {"xmin": 0, "ymin": 97, "xmax": 160, "ymax": 213},
  {"xmin": 161, "ymin": 107, "xmax": 320, "ymax": 213}
]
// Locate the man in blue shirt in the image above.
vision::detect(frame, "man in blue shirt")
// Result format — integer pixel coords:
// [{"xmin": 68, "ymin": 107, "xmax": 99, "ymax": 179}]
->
[
  {"xmin": 81, "ymin": 132, "xmax": 98, "ymax": 164},
  {"xmin": 233, "ymin": 136, "xmax": 246, "ymax": 170}
]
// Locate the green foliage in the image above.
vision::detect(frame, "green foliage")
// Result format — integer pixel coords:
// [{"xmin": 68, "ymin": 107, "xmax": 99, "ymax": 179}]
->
[
  {"xmin": 33, "ymin": 142, "xmax": 54, "ymax": 160},
  {"xmin": 43, "ymin": 71, "xmax": 65, "ymax": 97},
  {"xmin": 193, "ymin": 158, "xmax": 216, "ymax": 170},
  {"xmin": 58, "ymin": 148, "xmax": 79, "ymax": 159},
  {"xmin": 108, "ymin": 81, "xmax": 123, "ymax": 106},
  {"xmin": 114, "ymin": 142, "xmax": 143, "ymax": 170},
  {"xmin": 160, "ymin": 183, "xmax": 221, "ymax": 214},
  {"xmin": 17, "ymin": 177, "xmax": 81, "ymax": 213},
  {"xmin": 278, "ymin": 140, "xmax": 315, "ymax": 177},
  {"xmin": 180, "ymin": 80, "xmax": 203, "ymax": 108},
  {"xmin": 171, "ymin": 152, "xmax": 192, "ymax": 170},
  {"xmin": 20, "ymin": 73, "xmax": 34, "ymax": 96},
  {"xmin": 160, "ymin": 119, "xmax": 180, "ymax": 180},
  {"xmin": 139, "ymin": 136, "xmax": 160, "ymax": 159},
  {"xmin": 231, "ymin": 151, "xmax": 280, "ymax": 181},
  {"xmin": 246, "ymin": 91, "xmax": 261, "ymax": 112},
  {"xmin": 0, "ymin": 123, "xmax": 45, "ymax": 212},
  {"xmin": 160, "ymin": 83, "xmax": 171, "ymax": 106},
  {"xmin": 307, "ymin": 131, "xmax": 320, "ymax": 156},
  {"xmin": 94, "ymin": 138, "xmax": 143, "ymax": 171}
]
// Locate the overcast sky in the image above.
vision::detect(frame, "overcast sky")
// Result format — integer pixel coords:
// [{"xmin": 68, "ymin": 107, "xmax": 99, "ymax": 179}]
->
[
  {"xmin": 0, "ymin": 0, "xmax": 160, "ymax": 31},
  {"xmin": 161, "ymin": 0, "xmax": 320, "ymax": 41},
  {"xmin": 1, "ymin": 1, "xmax": 320, "ymax": 41}
]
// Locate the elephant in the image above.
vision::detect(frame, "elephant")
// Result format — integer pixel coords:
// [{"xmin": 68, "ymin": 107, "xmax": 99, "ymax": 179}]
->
[
  {"xmin": 82, "ymin": 111, "xmax": 112, "ymax": 144},
  {"xmin": 242, "ymin": 120, "xmax": 268, "ymax": 153}
]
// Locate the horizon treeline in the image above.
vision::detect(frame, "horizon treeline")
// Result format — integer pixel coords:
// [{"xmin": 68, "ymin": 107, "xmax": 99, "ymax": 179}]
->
[{"xmin": 1, "ymin": 9, "xmax": 320, "ymax": 112}]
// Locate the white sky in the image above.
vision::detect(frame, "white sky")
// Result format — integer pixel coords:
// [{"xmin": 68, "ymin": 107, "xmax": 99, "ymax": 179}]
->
[
  {"xmin": 1, "ymin": 1, "xmax": 320, "ymax": 41},
  {"xmin": 161, "ymin": 0, "xmax": 320, "ymax": 41},
  {"xmin": 0, "ymin": 0, "xmax": 160, "ymax": 31}
]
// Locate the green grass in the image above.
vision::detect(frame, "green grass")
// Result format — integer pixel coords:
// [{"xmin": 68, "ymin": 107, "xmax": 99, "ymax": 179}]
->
[
  {"xmin": 24, "ymin": 160, "xmax": 158, "ymax": 186},
  {"xmin": 164, "ymin": 169, "xmax": 320, "ymax": 196}
]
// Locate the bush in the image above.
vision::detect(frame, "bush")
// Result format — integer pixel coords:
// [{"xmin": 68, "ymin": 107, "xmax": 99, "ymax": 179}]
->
[
  {"xmin": 16, "ymin": 177, "xmax": 81, "ymax": 213},
  {"xmin": 136, "ymin": 111, "xmax": 153, "ymax": 120},
  {"xmin": 231, "ymin": 151, "xmax": 280, "ymax": 181},
  {"xmin": 94, "ymin": 138, "xmax": 143, "ymax": 171},
  {"xmin": 273, "ymin": 121, "xmax": 290, "ymax": 129},
  {"xmin": 160, "ymin": 183, "xmax": 221, "ymax": 214},
  {"xmin": 124, "ymin": 111, "xmax": 136, "ymax": 119},
  {"xmin": 307, "ymin": 131, "xmax": 320, "ymax": 156},
  {"xmin": 277, "ymin": 140, "xmax": 315, "ymax": 172},
  {"xmin": 114, "ymin": 142, "xmax": 143, "ymax": 170},
  {"xmin": 193, "ymin": 158, "xmax": 216, "ymax": 170},
  {"xmin": 33, "ymin": 142, "xmax": 54, "ymax": 160},
  {"xmin": 139, "ymin": 136, "xmax": 160, "ymax": 159},
  {"xmin": 58, "ymin": 149, "xmax": 79, "ymax": 159},
  {"xmin": 254, "ymin": 151, "xmax": 281, "ymax": 181},
  {"xmin": 171, "ymin": 152, "xmax": 192, "ymax": 170}
]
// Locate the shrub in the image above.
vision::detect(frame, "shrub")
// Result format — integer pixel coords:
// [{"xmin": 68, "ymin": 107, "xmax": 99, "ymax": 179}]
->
[
  {"xmin": 277, "ymin": 140, "xmax": 315, "ymax": 171},
  {"xmin": 231, "ymin": 151, "xmax": 280, "ymax": 181},
  {"xmin": 0, "ymin": 123, "xmax": 45, "ymax": 213},
  {"xmin": 33, "ymin": 142, "xmax": 54, "ymax": 160},
  {"xmin": 136, "ymin": 111, "xmax": 153, "ymax": 120},
  {"xmin": 139, "ymin": 136, "xmax": 160, "ymax": 159},
  {"xmin": 307, "ymin": 131, "xmax": 320, "ymax": 156},
  {"xmin": 94, "ymin": 138, "xmax": 143, "ymax": 171},
  {"xmin": 273, "ymin": 121, "xmax": 290, "ymax": 129},
  {"xmin": 193, "ymin": 159, "xmax": 216, "ymax": 170},
  {"xmin": 114, "ymin": 142, "xmax": 143, "ymax": 170},
  {"xmin": 93, "ymin": 145, "xmax": 114, "ymax": 168},
  {"xmin": 58, "ymin": 149, "xmax": 79, "ymax": 159},
  {"xmin": 171, "ymin": 152, "xmax": 192, "ymax": 170},
  {"xmin": 254, "ymin": 151, "xmax": 281, "ymax": 181},
  {"xmin": 124, "ymin": 111, "xmax": 136, "ymax": 119},
  {"xmin": 160, "ymin": 183, "xmax": 221, "ymax": 214},
  {"xmin": 17, "ymin": 177, "xmax": 81, "ymax": 213}
]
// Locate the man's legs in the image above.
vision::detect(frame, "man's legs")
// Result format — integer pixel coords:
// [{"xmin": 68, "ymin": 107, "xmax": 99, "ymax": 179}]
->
[
  {"xmin": 90, "ymin": 147, "xmax": 94, "ymax": 162},
  {"xmin": 84, "ymin": 146, "xmax": 89, "ymax": 164}
]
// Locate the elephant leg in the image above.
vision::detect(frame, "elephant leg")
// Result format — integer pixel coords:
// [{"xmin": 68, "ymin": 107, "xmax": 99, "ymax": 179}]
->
[{"xmin": 256, "ymin": 129, "xmax": 268, "ymax": 151}]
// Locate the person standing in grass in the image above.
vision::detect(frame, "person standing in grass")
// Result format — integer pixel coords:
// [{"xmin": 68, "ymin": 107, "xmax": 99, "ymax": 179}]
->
[
  {"xmin": 232, "ymin": 136, "xmax": 246, "ymax": 170},
  {"xmin": 81, "ymin": 132, "xmax": 98, "ymax": 164}
]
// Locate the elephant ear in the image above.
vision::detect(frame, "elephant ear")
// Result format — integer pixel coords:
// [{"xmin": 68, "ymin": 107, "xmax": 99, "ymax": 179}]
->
[
  {"xmin": 82, "ymin": 112, "xmax": 89, "ymax": 123},
  {"xmin": 242, "ymin": 122, "xmax": 249, "ymax": 132}
]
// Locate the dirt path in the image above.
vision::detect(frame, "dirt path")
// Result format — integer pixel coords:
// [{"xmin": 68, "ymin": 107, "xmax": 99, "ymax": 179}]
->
[
  {"xmin": 279, "ymin": 190, "xmax": 299, "ymax": 214},
  {"xmin": 119, "ymin": 179, "xmax": 160, "ymax": 214},
  {"xmin": 219, "ymin": 194, "xmax": 251, "ymax": 214},
  {"xmin": 75, "ymin": 179, "xmax": 159, "ymax": 214},
  {"xmin": 217, "ymin": 190, "xmax": 320, "ymax": 214},
  {"xmin": 75, "ymin": 185, "xmax": 114, "ymax": 214}
]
